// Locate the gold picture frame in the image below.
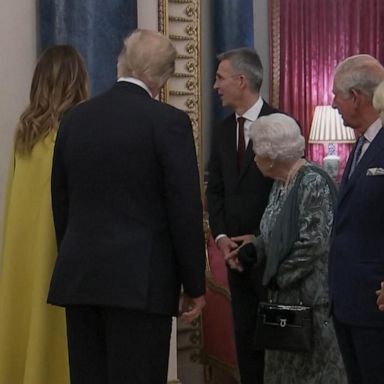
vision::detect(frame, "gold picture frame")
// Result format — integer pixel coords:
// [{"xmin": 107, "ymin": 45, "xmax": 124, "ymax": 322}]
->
[
  {"xmin": 270, "ymin": 0, "xmax": 280, "ymax": 109},
  {"xmin": 158, "ymin": 0, "xmax": 203, "ymax": 190}
]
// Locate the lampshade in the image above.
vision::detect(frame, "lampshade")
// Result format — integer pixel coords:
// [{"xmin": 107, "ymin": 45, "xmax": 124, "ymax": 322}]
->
[
  {"xmin": 308, "ymin": 106, "xmax": 356, "ymax": 144},
  {"xmin": 309, "ymin": 105, "xmax": 356, "ymax": 182}
]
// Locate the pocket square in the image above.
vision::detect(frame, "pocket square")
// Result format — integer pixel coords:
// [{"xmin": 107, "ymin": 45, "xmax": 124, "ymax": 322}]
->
[{"xmin": 366, "ymin": 167, "xmax": 384, "ymax": 176}]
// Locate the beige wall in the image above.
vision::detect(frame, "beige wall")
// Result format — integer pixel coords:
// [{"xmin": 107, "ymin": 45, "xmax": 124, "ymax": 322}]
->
[
  {"xmin": 137, "ymin": 0, "xmax": 157, "ymax": 30},
  {"xmin": 0, "ymin": 0, "xmax": 36, "ymax": 246},
  {"xmin": 254, "ymin": 0, "xmax": 270, "ymax": 102}
]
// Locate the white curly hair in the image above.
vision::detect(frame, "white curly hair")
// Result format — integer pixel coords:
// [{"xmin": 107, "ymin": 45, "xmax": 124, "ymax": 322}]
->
[
  {"xmin": 373, "ymin": 80, "xmax": 384, "ymax": 121},
  {"xmin": 250, "ymin": 113, "xmax": 305, "ymax": 161}
]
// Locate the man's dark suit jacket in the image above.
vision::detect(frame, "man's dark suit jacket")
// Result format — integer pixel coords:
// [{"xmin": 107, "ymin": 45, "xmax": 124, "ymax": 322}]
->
[
  {"xmin": 206, "ymin": 101, "xmax": 279, "ymax": 383},
  {"xmin": 206, "ymin": 101, "xmax": 279, "ymax": 238},
  {"xmin": 329, "ymin": 126, "xmax": 384, "ymax": 327},
  {"xmin": 48, "ymin": 81, "xmax": 206, "ymax": 316}
]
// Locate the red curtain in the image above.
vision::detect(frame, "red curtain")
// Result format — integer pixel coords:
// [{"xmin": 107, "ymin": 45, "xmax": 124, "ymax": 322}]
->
[{"xmin": 270, "ymin": 0, "xmax": 384, "ymax": 163}]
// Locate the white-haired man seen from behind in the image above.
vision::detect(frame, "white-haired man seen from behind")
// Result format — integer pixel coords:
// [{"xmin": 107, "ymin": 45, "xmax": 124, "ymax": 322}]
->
[{"xmin": 47, "ymin": 29, "xmax": 206, "ymax": 384}]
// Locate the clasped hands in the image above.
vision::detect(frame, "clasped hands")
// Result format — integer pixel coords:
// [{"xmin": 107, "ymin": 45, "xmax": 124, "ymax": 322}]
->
[{"xmin": 217, "ymin": 234, "xmax": 257, "ymax": 272}]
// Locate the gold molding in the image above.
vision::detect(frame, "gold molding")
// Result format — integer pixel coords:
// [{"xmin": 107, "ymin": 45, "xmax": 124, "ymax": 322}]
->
[
  {"xmin": 169, "ymin": 16, "xmax": 193, "ymax": 22},
  {"xmin": 270, "ymin": 0, "xmax": 280, "ymax": 109},
  {"xmin": 206, "ymin": 271, "xmax": 231, "ymax": 300},
  {"xmin": 158, "ymin": 0, "xmax": 203, "ymax": 191},
  {"xmin": 203, "ymin": 355, "xmax": 240, "ymax": 382}
]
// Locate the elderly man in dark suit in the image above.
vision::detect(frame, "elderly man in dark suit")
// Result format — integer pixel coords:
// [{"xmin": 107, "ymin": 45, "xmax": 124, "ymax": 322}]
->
[
  {"xmin": 329, "ymin": 54, "xmax": 384, "ymax": 384},
  {"xmin": 206, "ymin": 47, "xmax": 279, "ymax": 384},
  {"xmin": 48, "ymin": 29, "xmax": 206, "ymax": 384}
]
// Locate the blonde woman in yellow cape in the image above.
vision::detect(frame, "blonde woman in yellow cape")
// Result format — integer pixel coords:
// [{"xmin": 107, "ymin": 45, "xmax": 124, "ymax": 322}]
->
[{"xmin": 0, "ymin": 45, "xmax": 89, "ymax": 384}]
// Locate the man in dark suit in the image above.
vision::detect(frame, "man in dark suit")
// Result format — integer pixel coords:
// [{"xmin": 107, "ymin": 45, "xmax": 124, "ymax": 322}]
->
[
  {"xmin": 206, "ymin": 48, "xmax": 279, "ymax": 384},
  {"xmin": 48, "ymin": 29, "xmax": 206, "ymax": 384},
  {"xmin": 329, "ymin": 54, "xmax": 384, "ymax": 384}
]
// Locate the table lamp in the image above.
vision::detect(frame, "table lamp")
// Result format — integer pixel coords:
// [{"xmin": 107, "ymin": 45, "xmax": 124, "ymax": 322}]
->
[{"xmin": 308, "ymin": 106, "xmax": 356, "ymax": 179}]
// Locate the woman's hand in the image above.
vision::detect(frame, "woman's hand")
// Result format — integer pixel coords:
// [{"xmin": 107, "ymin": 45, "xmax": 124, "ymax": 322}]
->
[
  {"xmin": 225, "ymin": 235, "xmax": 256, "ymax": 272},
  {"xmin": 225, "ymin": 247, "xmax": 244, "ymax": 272}
]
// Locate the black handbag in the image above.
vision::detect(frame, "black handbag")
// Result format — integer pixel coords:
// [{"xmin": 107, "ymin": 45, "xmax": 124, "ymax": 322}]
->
[{"xmin": 253, "ymin": 295, "xmax": 313, "ymax": 352}]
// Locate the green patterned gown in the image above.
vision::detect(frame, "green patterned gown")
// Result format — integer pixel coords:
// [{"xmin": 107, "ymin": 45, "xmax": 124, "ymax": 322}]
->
[{"xmin": 260, "ymin": 163, "xmax": 346, "ymax": 384}]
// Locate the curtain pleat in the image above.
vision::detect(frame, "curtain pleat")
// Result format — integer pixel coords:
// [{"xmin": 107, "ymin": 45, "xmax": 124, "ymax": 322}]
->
[
  {"xmin": 38, "ymin": 0, "xmax": 137, "ymax": 95},
  {"xmin": 214, "ymin": 0, "xmax": 254, "ymax": 54}
]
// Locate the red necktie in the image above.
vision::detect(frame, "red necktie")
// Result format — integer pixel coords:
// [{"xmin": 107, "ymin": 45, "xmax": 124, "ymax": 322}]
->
[{"xmin": 237, "ymin": 117, "xmax": 246, "ymax": 172}]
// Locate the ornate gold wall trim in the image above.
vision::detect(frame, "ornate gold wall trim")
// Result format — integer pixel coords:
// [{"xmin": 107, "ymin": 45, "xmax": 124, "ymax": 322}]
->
[
  {"xmin": 270, "ymin": 0, "xmax": 280, "ymax": 109},
  {"xmin": 202, "ymin": 354, "xmax": 240, "ymax": 382},
  {"xmin": 206, "ymin": 271, "xmax": 231, "ymax": 300},
  {"xmin": 158, "ymin": 0, "xmax": 203, "ymax": 189}
]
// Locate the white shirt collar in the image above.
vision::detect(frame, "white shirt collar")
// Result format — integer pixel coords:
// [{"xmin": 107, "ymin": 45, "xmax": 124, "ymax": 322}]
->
[
  {"xmin": 117, "ymin": 77, "xmax": 152, "ymax": 97},
  {"xmin": 235, "ymin": 97, "xmax": 264, "ymax": 122},
  {"xmin": 363, "ymin": 118, "xmax": 382, "ymax": 143},
  {"xmin": 235, "ymin": 97, "xmax": 264, "ymax": 146}
]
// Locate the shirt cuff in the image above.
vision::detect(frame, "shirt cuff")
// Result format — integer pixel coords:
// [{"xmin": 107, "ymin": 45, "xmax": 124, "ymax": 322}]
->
[{"xmin": 215, "ymin": 234, "xmax": 227, "ymax": 243}]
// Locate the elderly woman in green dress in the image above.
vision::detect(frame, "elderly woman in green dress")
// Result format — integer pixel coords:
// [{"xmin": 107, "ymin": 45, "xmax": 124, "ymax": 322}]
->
[{"xmin": 227, "ymin": 113, "xmax": 346, "ymax": 384}]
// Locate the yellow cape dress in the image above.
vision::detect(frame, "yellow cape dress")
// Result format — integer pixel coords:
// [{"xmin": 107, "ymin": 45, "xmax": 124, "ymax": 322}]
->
[{"xmin": 0, "ymin": 131, "xmax": 69, "ymax": 384}]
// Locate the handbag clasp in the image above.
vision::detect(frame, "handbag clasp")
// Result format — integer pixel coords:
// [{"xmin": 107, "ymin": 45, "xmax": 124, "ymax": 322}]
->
[{"xmin": 279, "ymin": 318, "xmax": 287, "ymax": 327}]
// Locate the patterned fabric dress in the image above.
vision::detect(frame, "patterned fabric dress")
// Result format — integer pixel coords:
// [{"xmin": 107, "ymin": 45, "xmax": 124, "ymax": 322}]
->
[{"xmin": 260, "ymin": 163, "xmax": 346, "ymax": 384}]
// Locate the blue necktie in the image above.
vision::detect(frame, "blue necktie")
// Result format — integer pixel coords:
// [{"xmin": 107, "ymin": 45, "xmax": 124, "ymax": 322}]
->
[{"xmin": 349, "ymin": 135, "xmax": 366, "ymax": 177}]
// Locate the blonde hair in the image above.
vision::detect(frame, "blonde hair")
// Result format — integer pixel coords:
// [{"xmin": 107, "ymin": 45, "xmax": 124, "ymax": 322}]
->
[
  {"xmin": 15, "ymin": 45, "xmax": 89, "ymax": 155},
  {"xmin": 117, "ymin": 29, "xmax": 176, "ymax": 89}
]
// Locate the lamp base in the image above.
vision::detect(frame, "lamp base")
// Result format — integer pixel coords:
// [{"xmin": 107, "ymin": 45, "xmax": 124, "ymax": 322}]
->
[{"xmin": 323, "ymin": 154, "xmax": 340, "ymax": 180}]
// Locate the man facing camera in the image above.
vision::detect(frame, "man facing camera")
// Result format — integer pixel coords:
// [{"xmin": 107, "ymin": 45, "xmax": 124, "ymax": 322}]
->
[
  {"xmin": 48, "ymin": 29, "xmax": 206, "ymax": 384},
  {"xmin": 206, "ymin": 47, "xmax": 279, "ymax": 384},
  {"xmin": 329, "ymin": 54, "xmax": 384, "ymax": 384}
]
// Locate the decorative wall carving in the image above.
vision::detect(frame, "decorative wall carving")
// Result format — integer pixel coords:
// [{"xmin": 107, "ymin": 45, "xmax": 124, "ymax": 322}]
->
[
  {"xmin": 158, "ymin": 0, "xmax": 203, "ymax": 188},
  {"xmin": 270, "ymin": 0, "xmax": 280, "ymax": 109},
  {"xmin": 159, "ymin": 3, "xmax": 205, "ymax": 383}
]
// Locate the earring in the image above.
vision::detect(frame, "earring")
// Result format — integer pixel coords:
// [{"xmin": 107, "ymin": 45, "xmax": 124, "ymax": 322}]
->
[{"xmin": 269, "ymin": 162, "xmax": 274, "ymax": 169}]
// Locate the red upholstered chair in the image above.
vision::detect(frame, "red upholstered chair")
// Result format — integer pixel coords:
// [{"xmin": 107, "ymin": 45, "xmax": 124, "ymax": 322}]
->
[{"xmin": 202, "ymin": 233, "xmax": 240, "ymax": 382}]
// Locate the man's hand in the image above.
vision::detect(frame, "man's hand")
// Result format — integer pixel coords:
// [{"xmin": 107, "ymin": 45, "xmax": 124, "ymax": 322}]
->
[
  {"xmin": 223, "ymin": 234, "xmax": 255, "ymax": 272},
  {"xmin": 216, "ymin": 236, "xmax": 238, "ymax": 258},
  {"xmin": 376, "ymin": 281, "xmax": 384, "ymax": 311},
  {"xmin": 230, "ymin": 234, "xmax": 254, "ymax": 246},
  {"xmin": 179, "ymin": 294, "xmax": 206, "ymax": 323},
  {"xmin": 217, "ymin": 236, "xmax": 242, "ymax": 271}
]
